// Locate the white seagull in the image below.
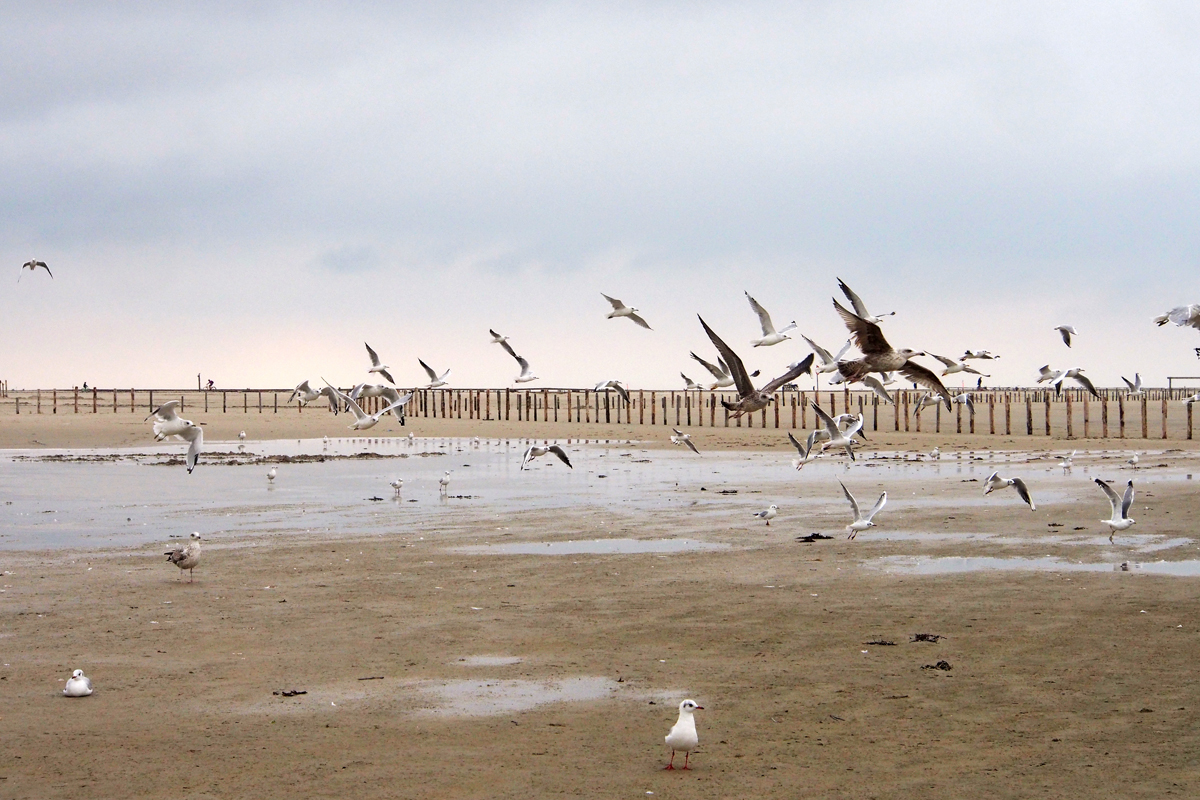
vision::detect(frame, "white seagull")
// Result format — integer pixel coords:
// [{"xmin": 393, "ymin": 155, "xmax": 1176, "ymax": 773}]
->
[
  {"xmin": 745, "ymin": 292, "xmax": 796, "ymax": 347},
  {"xmin": 689, "ymin": 352, "xmax": 735, "ymax": 390},
  {"xmin": 1062, "ymin": 368, "xmax": 1100, "ymax": 398},
  {"xmin": 601, "ymin": 293, "xmax": 652, "ymax": 329},
  {"xmin": 324, "ymin": 381, "xmax": 409, "ymax": 430},
  {"xmin": 952, "ymin": 392, "xmax": 975, "ymax": 415},
  {"xmin": 145, "ymin": 401, "xmax": 203, "ymax": 473},
  {"xmin": 929, "ymin": 354, "xmax": 990, "ymax": 378},
  {"xmin": 812, "ymin": 403, "xmax": 863, "ymax": 461},
  {"xmin": 1121, "ymin": 373, "xmax": 1144, "ymax": 396},
  {"xmin": 664, "ymin": 699, "xmax": 703, "ymax": 770},
  {"xmin": 63, "ymin": 669, "xmax": 93, "ymax": 697},
  {"xmin": 390, "ymin": 477, "xmax": 403, "ymax": 495},
  {"xmin": 287, "ymin": 380, "xmax": 321, "ymax": 405},
  {"xmin": 681, "ymin": 373, "xmax": 702, "ymax": 391},
  {"xmin": 350, "ymin": 383, "xmax": 411, "ymax": 420},
  {"xmin": 165, "ymin": 532, "xmax": 202, "ymax": 581},
  {"xmin": 439, "ymin": 470, "xmax": 452, "ymax": 494},
  {"xmin": 1036, "ymin": 365, "xmax": 1064, "ymax": 385},
  {"xmin": 419, "ymin": 359, "xmax": 451, "ymax": 388},
  {"xmin": 862, "ymin": 375, "xmax": 894, "ymax": 404},
  {"xmin": 671, "ymin": 428, "xmax": 700, "ymax": 454},
  {"xmin": 520, "ymin": 445, "xmax": 573, "ymax": 470},
  {"xmin": 752, "ymin": 504, "xmax": 778, "ymax": 526},
  {"xmin": 497, "ymin": 339, "xmax": 538, "ymax": 383},
  {"xmin": 267, "ymin": 466, "xmax": 277, "ymax": 483},
  {"xmin": 841, "ymin": 481, "xmax": 887, "ymax": 539},
  {"xmin": 1153, "ymin": 305, "xmax": 1200, "ymax": 330},
  {"xmin": 786, "ymin": 431, "xmax": 820, "ymax": 470},
  {"xmin": 594, "ymin": 380, "xmax": 631, "ymax": 403},
  {"xmin": 983, "ymin": 472, "xmax": 1035, "ymax": 510},
  {"xmin": 802, "ymin": 335, "xmax": 853, "ymax": 375},
  {"xmin": 19, "ymin": 259, "xmax": 53, "ymax": 281},
  {"xmin": 1184, "ymin": 392, "xmax": 1200, "ymax": 405},
  {"xmin": 1059, "ymin": 449, "xmax": 1077, "ymax": 472},
  {"xmin": 364, "ymin": 342, "xmax": 396, "ymax": 384},
  {"xmin": 838, "ymin": 278, "xmax": 895, "ymax": 323},
  {"xmin": 962, "ymin": 350, "xmax": 999, "ymax": 360},
  {"xmin": 1127, "ymin": 452, "xmax": 1139, "ymax": 469},
  {"xmin": 1095, "ymin": 478, "xmax": 1136, "ymax": 541},
  {"xmin": 1055, "ymin": 325, "xmax": 1077, "ymax": 347},
  {"xmin": 489, "ymin": 329, "xmax": 510, "ymax": 345}
]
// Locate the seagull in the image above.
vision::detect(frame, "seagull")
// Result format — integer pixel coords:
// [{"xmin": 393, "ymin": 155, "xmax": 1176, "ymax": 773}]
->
[
  {"xmin": 1185, "ymin": 392, "xmax": 1200, "ymax": 405},
  {"xmin": 1127, "ymin": 452, "xmax": 1139, "ymax": 469},
  {"xmin": 671, "ymin": 428, "xmax": 700, "ymax": 454},
  {"xmin": 840, "ymin": 481, "xmax": 887, "ymax": 539},
  {"xmin": 929, "ymin": 447, "xmax": 940, "ymax": 460},
  {"xmin": 1121, "ymin": 373, "xmax": 1144, "ymax": 396},
  {"xmin": 1036, "ymin": 365, "xmax": 1063, "ymax": 385},
  {"xmin": 812, "ymin": 404, "xmax": 863, "ymax": 461},
  {"xmin": 745, "ymin": 292, "xmax": 796, "ymax": 347},
  {"xmin": 601, "ymin": 293, "xmax": 651, "ymax": 329},
  {"xmin": 165, "ymin": 532, "xmax": 202, "ymax": 582},
  {"xmin": 497, "ymin": 339, "xmax": 538, "ymax": 383},
  {"xmin": 914, "ymin": 392, "xmax": 944, "ymax": 413},
  {"xmin": 594, "ymin": 380, "xmax": 631, "ymax": 403},
  {"xmin": 951, "ymin": 392, "xmax": 975, "ymax": 415},
  {"xmin": 521, "ymin": 444, "xmax": 573, "ymax": 470},
  {"xmin": 238, "ymin": 430, "xmax": 246, "ymax": 441},
  {"xmin": 419, "ymin": 359, "xmax": 450, "ymax": 388},
  {"xmin": 1095, "ymin": 478, "xmax": 1136, "ymax": 541},
  {"xmin": 698, "ymin": 317, "xmax": 814, "ymax": 417},
  {"xmin": 689, "ymin": 352, "xmax": 735, "ymax": 390},
  {"xmin": 1153, "ymin": 305, "xmax": 1200, "ymax": 330},
  {"xmin": 786, "ymin": 431, "xmax": 820, "ymax": 470},
  {"xmin": 752, "ymin": 504, "xmax": 778, "ymax": 526},
  {"xmin": 962, "ymin": 350, "xmax": 999, "ymax": 360},
  {"xmin": 489, "ymin": 329, "xmax": 510, "ymax": 345},
  {"xmin": 350, "ymin": 383, "xmax": 411, "ymax": 421},
  {"xmin": 364, "ymin": 342, "xmax": 397, "ymax": 384},
  {"xmin": 802, "ymin": 336, "xmax": 852, "ymax": 375},
  {"xmin": 287, "ymin": 380, "xmax": 321, "ymax": 405},
  {"xmin": 145, "ymin": 401, "xmax": 202, "ymax": 473},
  {"xmin": 1063, "ymin": 368, "xmax": 1100, "ymax": 399},
  {"xmin": 1059, "ymin": 449, "xmax": 1077, "ymax": 472},
  {"xmin": 681, "ymin": 373, "xmax": 702, "ymax": 391},
  {"xmin": 838, "ymin": 278, "xmax": 894, "ymax": 324},
  {"xmin": 861, "ymin": 375, "xmax": 893, "ymax": 404},
  {"xmin": 324, "ymin": 381, "xmax": 409, "ymax": 430},
  {"xmin": 929, "ymin": 354, "xmax": 990, "ymax": 377},
  {"xmin": 1055, "ymin": 325, "xmax": 1077, "ymax": 347},
  {"xmin": 664, "ymin": 699, "xmax": 703, "ymax": 770},
  {"xmin": 439, "ymin": 470, "xmax": 452, "ymax": 494},
  {"xmin": 267, "ymin": 466, "xmax": 277, "ymax": 483},
  {"xmin": 831, "ymin": 298, "xmax": 951, "ymax": 409},
  {"xmin": 19, "ymin": 260, "xmax": 52, "ymax": 281},
  {"xmin": 63, "ymin": 669, "xmax": 93, "ymax": 697},
  {"xmin": 983, "ymin": 472, "xmax": 1035, "ymax": 510},
  {"xmin": 390, "ymin": 478, "xmax": 403, "ymax": 495}
]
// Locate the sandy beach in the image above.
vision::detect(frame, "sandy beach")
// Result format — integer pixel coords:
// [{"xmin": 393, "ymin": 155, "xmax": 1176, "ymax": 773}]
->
[{"xmin": 2, "ymin": 413, "xmax": 1199, "ymax": 798}]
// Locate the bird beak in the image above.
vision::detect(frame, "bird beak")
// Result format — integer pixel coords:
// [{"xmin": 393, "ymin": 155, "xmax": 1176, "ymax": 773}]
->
[{"xmin": 695, "ymin": 705, "xmax": 705, "ymax": 710}]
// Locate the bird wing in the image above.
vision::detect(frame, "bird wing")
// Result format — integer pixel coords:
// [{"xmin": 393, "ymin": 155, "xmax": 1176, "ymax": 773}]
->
[
  {"xmin": 601, "ymin": 293, "xmax": 624, "ymax": 310},
  {"xmin": 515, "ymin": 355, "xmax": 532, "ymax": 375},
  {"xmin": 899, "ymin": 361, "xmax": 952, "ymax": 409},
  {"xmin": 181, "ymin": 426, "xmax": 203, "ymax": 473},
  {"xmin": 548, "ymin": 445, "xmax": 573, "ymax": 468},
  {"xmin": 1121, "ymin": 376, "xmax": 1135, "ymax": 391},
  {"xmin": 613, "ymin": 383, "xmax": 630, "ymax": 403},
  {"xmin": 489, "ymin": 329, "xmax": 504, "ymax": 340},
  {"xmin": 745, "ymin": 292, "xmax": 776, "ymax": 336},
  {"xmin": 864, "ymin": 491, "xmax": 887, "ymax": 522},
  {"xmin": 1011, "ymin": 478, "xmax": 1035, "ymax": 510},
  {"xmin": 1072, "ymin": 372, "xmax": 1100, "ymax": 399},
  {"xmin": 787, "ymin": 431, "xmax": 806, "ymax": 456},
  {"xmin": 317, "ymin": 384, "xmax": 342, "ymax": 414},
  {"xmin": 1059, "ymin": 328, "xmax": 1072, "ymax": 347},
  {"xmin": 801, "ymin": 335, "xmax": 834, "ymax": 364},
  {"xmin": 418, "ymin": 359, "xmax": 438, "ymax": 382},
  {"xmin": 1120, "ymin": 481, "xmax": 1135, "ymax": 519},
  {"xmin": 365, "ymin": 342, "xmax": 383, "ymax": 368},
  {"xmin": 862, "ymin": 375, "xmax": 893, "ymax": 404},
  {"xmin": 145, "ymin": 400, "xmax": 181, "ymax": 422},
  {"xmin": 698, "ymin": 316, "xmax": 753, "ymax": 397},
  {"xmin": 683, "ymin": 437, "xmax": 699, "ymax": 454},
  {"xmin": 833, "ymin": 299, "xmax": 892, "ymax": 355},
  {"xmin": 1095, "ymin": 478, "xmax": 1121, "ymax": 516},
  {"xmin": 689, "ymin": 352, "xmax": 726, "ymax": 380},
  {"xmin": 627, "ymin": 312, "xmax": 652, "ymax": 330},
  {"xmin": 837, "ymin": 278, "xmax": 872, "ymax": 318},
  {"xmin": 323, "ymin": 380, "xmax": 363, "ymax": 419},
  {"xmin": 839, "ymin": 480, "xmax": 862, "ymax": 521},
  {"xmin": 812, "ymin": 402, "xmax": 839, "ymax": 437},
  {"xmin": 378, "ymin": 369, "xmax": 396, "ymax": 384},
  {"xmin": 761, "ymin": 353, "xmax": 814, "ymax": 394},
  {"xmin": 378, "ymin": 398, "xmax": 408, "ymax": 418},
  {"xmin": 929, "ymin": 353, "xmax": 958, "ymax": 368},
  {"xmin": 520, "ymin": 446, "xmax": 534, "ymax": 470}
]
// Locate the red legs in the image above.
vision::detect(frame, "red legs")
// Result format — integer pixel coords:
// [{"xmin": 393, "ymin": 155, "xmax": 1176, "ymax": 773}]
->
[
  {"xmin": 683, "ymin": 752, "xmax": 692, "ymax": 770},
  {"xmin": 665, "ymin": 750, "xmax": 676, "ymax": 770},
  {"xmin": 664, "ymin": 750, "xmax": 693, "ymax": 771}
]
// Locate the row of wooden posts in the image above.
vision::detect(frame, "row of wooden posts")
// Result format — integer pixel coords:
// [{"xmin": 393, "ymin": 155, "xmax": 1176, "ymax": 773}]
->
[{"xmin": 4, "ymin": 386, "xmax": 1200, "ymax": 440}]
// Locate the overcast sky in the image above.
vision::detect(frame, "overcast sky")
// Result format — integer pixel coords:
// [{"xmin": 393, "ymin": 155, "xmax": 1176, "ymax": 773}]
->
[{"xmin": 3, "ymin": 2, "xmax": 1198, "ymax": 390}]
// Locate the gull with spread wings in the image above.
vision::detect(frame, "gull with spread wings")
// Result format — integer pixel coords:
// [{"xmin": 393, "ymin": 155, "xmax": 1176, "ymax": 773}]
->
[
  {"xmin": 698, "ymin": 317, "xmax": 813, "ymax": 418},
  {"xmin": 364, "ymin": 342, "xmax": 396, "ymax": 384},
  {"xmin": 689, "ymin": 351, "xmax": 735, "ymax": 390},
  {"xmin": 745, "ymin": 292, "xmax": 796, "ymax": 347},
  {"xmin": 838, "ymin": 278, "xmax": 894, "ymax": 324},
  {"xmin": 601, "ymin": 293, "xmax": 652, "ymax": 329},
  {"xmin": 496, "ymin": 338, "xmax": 538, "ymax": 383},
  {"xmin": 831, "ymin": 298, "xmax": 952, "ymax": 409}
]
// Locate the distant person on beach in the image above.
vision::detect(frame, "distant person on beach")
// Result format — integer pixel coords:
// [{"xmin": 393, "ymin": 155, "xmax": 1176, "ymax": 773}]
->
[
  {"xmin": 206, "ymin": 379, "xmax": 215, "ymax": 390},
  {"xmin": 82, "ymin": 382, "xmax": 88, "ymax": 390}
]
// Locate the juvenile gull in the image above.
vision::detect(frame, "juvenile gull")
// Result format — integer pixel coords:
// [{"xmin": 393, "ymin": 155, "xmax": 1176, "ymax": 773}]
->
[
  {"xmin": 1055, "ymin": 325, "xmax": 1077, "ymax": 347},
  {"xmin": 419, "ymin": 359, "xmax": 451, "ymax": 388},
  {"xmin": 983, "ymin": 472, "xmax": 1035, "ymax": 510},
  {"xmin": 521, "ymin": 445, "xmax": 573, "ymax": 470},
  {"xmin": 165, "ymin": 533, "xmax": 202, "ymax": 582},
  {"xmin": 497, "ymin": 339, "xmax": 538, "ymax": 383},
  {"xmin": 840, "ymin": 481, "xmax": 887, "ymax": 539},
  {"xmin": 601, "ymin": 293, "xmax": 652, "ymax": 329},
  {"xmin": 364, "ymin": 342, "xmax": 397, "ymax": 384},
  {"xmin": 1095, "ymin": 478, "xmax": 1136, "ymax": 541},
  {"xmin": 745, "ymin": 292, "xmax": 796, "ymax": 347},
  {"xmin": 145, "ymin": 401, "xmax": 203, "ymax": 473},
  {"xmin": 752, "ymin": 504, "xmax": 778, "ymax": 526},
  {"xmin": 63, "ymin": 669, "xmax": 92, "ymax": 697},
  {"xmin": 689, "ymin": 352, "xmax": 735, "ymax": 390},
  {"xmin": 838, "ymin": 278, "xmax": 895, "ymax": 323},
  {"xmin": 664, "ymin": 699, "xmax": 703, "ymax": 770},
  {"xmin": 671, "ymin": 428, "xmax": 700, "ymax": 454},
  {"xmin": 698, "ymin": 316, "xmax": 813, "ymax": 417},
  {"xmin": 19, "ymin": 259, "xmax": 52, "ymax": 281}
]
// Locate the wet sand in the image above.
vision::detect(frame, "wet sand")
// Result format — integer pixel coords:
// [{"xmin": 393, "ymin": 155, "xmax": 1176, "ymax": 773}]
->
[{"xmin": 3, "ymin": 415, "xmax": 1200, "ymax": 798}]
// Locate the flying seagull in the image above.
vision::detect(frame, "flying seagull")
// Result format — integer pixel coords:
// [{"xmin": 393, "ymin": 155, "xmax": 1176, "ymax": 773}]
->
[
  {"xmin": 19, "ymin": 260, "xmax": 52, "ymax": 281},
  {"xmin": 1121, "ymin": 373, "xmax": 1144, "ymax": 396},
  {"xmin": 786, "ymin": 431, "xmax": 820, "ymax": 470},
  {"xmin": 364, "ymin": 342, "xmax": 396, "ymax": 384},
  {"xmin": 418, "ymin": 359, "xmax": 450, "ymax": 388},
  {"xmin": 1153, "ymin": 305, "xmax": 1200, "ymax": 331},
  {"xmin": 489, "ymin": 329, "xmax": 510, "ymax": 345},
  {"xmin": 698, "ymin": 316, "xmax": 813, "ymax": 417},
  {"xmin": 594, "ymin": 380, "xmax": 630, "ymax": 403},
  {"xmin": 601, "ymin": 293, "xmax": 651, "ymax": 329},
  {"xmin": 929, "ymin": 354, "xmax": 990, "ymax": 378},
  {"xmin": 802, "ymin": 336, "xmax": 852, "ymax": 375},
  {"xmin": 63, "ymin": 668, "xmax": 93, "ymax": 697},
  {"xmin": 840, "ymin": 481, "xmax": 887, "ymax": 539},
  {"xmin": 831, "ymin": 298, "xmax": 952, "ymax": 409},
  {"xmin": 837, "ymin": 278, "xmax": 894, "ymax": 323},
  {"xmin": 664, "ymin": 699, "xmax": 703, "ymax": 771},
  {"xmin": 983, "ymin": 472, "xmax": 1035, "ymax": 510},
  {"xmin": 745, "ymin": 292, "xmax": 796, "ymax": 347},
  {"xmin": 1055, "ymin": 325, "xmax": 1077, "ymax": 347},
  {"xmin": 145, "ymin": 401, "xmax": 202, "ymax": 473},
  {"xmin": 861, "ymin": 375, "xmax": 894, "ymax": 404},
  {"xmin": 1095, "ymin": 478, "xmax": 1136, "ymax": 542},
  {"xmin": 952, "ymin": 392, "xmax": 975, "ymax": 415},
  {"xmin": 671, "ymin": 428, "xmax": 700, "ymax": 454},
  {"xmin": 812, "ymin": 403, "xmax": 864, "ymax": 461},
  {"xmin": 1036, "ymin": 365, "xmax": 1064, "ymax": 385},
  {"xmin": 165, "ymin": 533, "xmax": 202, "ymax": 581},
  {"xmin": 350, "ymin": 383, "xmax": 411, "ymax": 421},
  {"xmin": 520, "ymin": 444, "xmax": 573, "ymax": 470},
  {"xmin": 681, "ymin": 373, "xmax": 702, "ymax": 391},
  {"xmin": 962, "ymin": 350, "xmax": 999, "ymax": 360},
  {"xmin": 689, "ymin": 352, "xmax": 735, "ymax": 390},
  {"xmin": 1062, "ymin": 368, "xmax": 1100, "ymax": 399},
  {"xmin": 497, "ymin": 339, "xmax": 538, "ymax": 383},
  {"xmin": 324, "ymin": 381, "xmax": 410, "ymax": 430}
]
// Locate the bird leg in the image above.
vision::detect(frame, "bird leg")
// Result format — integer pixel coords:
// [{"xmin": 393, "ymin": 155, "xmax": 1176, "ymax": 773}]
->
[
  {"xmin": 682, "ymin": 752, "xmax": 692, "ymax": 770},
  {"xmin": 665, "ymin": 750, "xmax": 676, "ymax": 770}
]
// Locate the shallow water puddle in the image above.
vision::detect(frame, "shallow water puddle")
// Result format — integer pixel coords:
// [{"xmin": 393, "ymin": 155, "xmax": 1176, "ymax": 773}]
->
[
  {"xmin": 870, "ymin": 555, "xmax": 1200, "ymax": 576},
  {"xmin": 454, "ymin": 655, "xmax": 523, "ymax": 667},
  {"xmin": 452, "ymin": 538, "xmax": 729, "ymax": 555},
  {"xmin": 415, "ymin": 677, "xmax": 620, "ymax": 716}
]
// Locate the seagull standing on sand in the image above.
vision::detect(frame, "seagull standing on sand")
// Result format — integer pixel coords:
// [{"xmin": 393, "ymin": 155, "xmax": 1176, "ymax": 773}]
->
[
  {"xmin": 752, "ymin": 504, "xmax": 778, "ymax": 526},
  {"xmin": 496, "ymin": 339, "xmax": 538, "ymax": 383},
  {"xmin": 838, "ymin": 278, "xmax": 895, "ymax": 323},
  {"xmin": 601, "ymin": 293, "xmax": 652, "ymax": 329},
  {"xmin": 419, "ymin": 359, "xmax": 451, "ymax": 388},
  {"xmin": 671, "ymin": 428, "xmax": 700, "ymax": 454},
  {"xmin": 364, "ymin": 342, "xmax": 397, "ymax": 384},
  {"xmin": 439, "ymin": 470, "xmax": 452, "ymax": 494},
  {"xmin": 841, "ymin": 481, "xmax": 886, "ymax": 539},
  {"xmin": 145, "ymin": 401, "xmax": 203, "ymax": 473},
  {"xmin": 1059, "ymin": 450, "xmax": 1077, "ymax": 472},
  {"xmin": 983, "ymin": 472, "xmax": 1035, "ymax": 510},
  {"xmin": 63, "ymin": 669, "xmax": 92, "ymax": 697},
  {"xmin": 664, "ymin": 699, "xmax": 703, "ymax": 770},
  {"xmin": 698, "ymin": 317, "xmax": 814, "ymax": 417},
  {"xmin": 390, "ymin": 478, "xmax": 403, "ymax": 495},
  {"xmin": 745, "ymin": 292, "xmax": 796, "ymax": 347},
  {"xmin": 165, "ymin": 533, "xmax": 202, "ymax": 581},
  {"xmin": 19, "ymin": 260, "xmax": 52, "ymax": 281},
  {"xmin": 1055, "ymin": 325, "xmax": 1077, "ymax": 347},
  {"xmin": 1095, "ymin": 479, "xmax": 1136, "ymax": 542},
  {"xmin": 520, "ymin": 445, "xmax": 573, "ymax": 470},
  {"xmin": 1127, "ymin": 453, "xmax": 1139, "ymax": 469},
  {"xmin": 238, "ymin": 430, "xmax": 246, "ymax": 441}
]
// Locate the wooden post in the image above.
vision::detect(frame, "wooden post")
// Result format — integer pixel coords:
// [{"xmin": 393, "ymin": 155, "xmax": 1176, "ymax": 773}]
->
[
  {"xmin": 872, "ymin": 394, "xmax": 878, "ymax": 431},
  {"xmin": 902, "ymin": 391, "xmax": 909, "ymax": 432},
  {"xmin": 1044, "ymin": 395, "xmax": 1051, "ymax": 436},
  {"xmin": 914, "ymin": 396, "xmax": 921, "ymax": 432},
  {"xmin": 1141, "ymin": 396, "xmax": 1148, "ymax": 439},
  {"xmin": 1065, "ymin": 392, "xmax": 1073, "ymax": 439},
  {"xmin": 74, "ymin": 387, "xmax": 78, "ymax": 414},
  {"xmin": 893, "ymin": 392, "xmax": 900, "ymax": 432},
  {"xmin": 790, "ymin": 395, "xmax": 796, "ymax": 428},
  {"xmin": 711, "ymin": 393, "xmax": 717, "ymax": 427},
  {"xmin": 1101, "ymin": 396, "xmax": 1108, "ymax": 438},
  {"xmin": 956, "ymin": 401, "xmax": 962, "ymax": 434},
  {"xmin": 1189, "ymin": 401, "xmax": 1194, "ymax": 440},
  {"xmin": 1004, "ymin": 393, "xmax": 1011, "ymax": 435},
  {"xmin": 1025, "ymin": 395, "xmax": 1032, "ymax": 435},
  {"xmin": 243, "ymin": 391, "xmax": 247, "ymax": 413},
  {"xmin": 1118, "ymin": 394, "xmax": 1125, "ymax": 438},
  {"xmin": 988, "ymin": 394, "xmax": 995, "ymax": 435},
  {"xmin": 113, "ymin": 389, "xmax": 118, "ymax": 413},
  {"xmin": 93, "ymin": 387, "xmax": 97, "ymax": 413},
  {"xmin": 274, "ymin": 392, "xmax": 278, "ymax": 413},
  {"xmin": 1083, "ymin": 394, "xmax": 1089, "ymax": 439},
  {"xmin": 52, "ymin": 388, "xmax": 57, "ymax": 415},
  {"xmin": 258, "ymin": 391, "xmax": 263, "ymax": 413},
  {"xmin": 1161, "ymin": 395, "xmax": 1168, "ymax": 440},
  {"xmin": 935, "ymin": 402, "xmax": 941, "ymax": 433}
]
